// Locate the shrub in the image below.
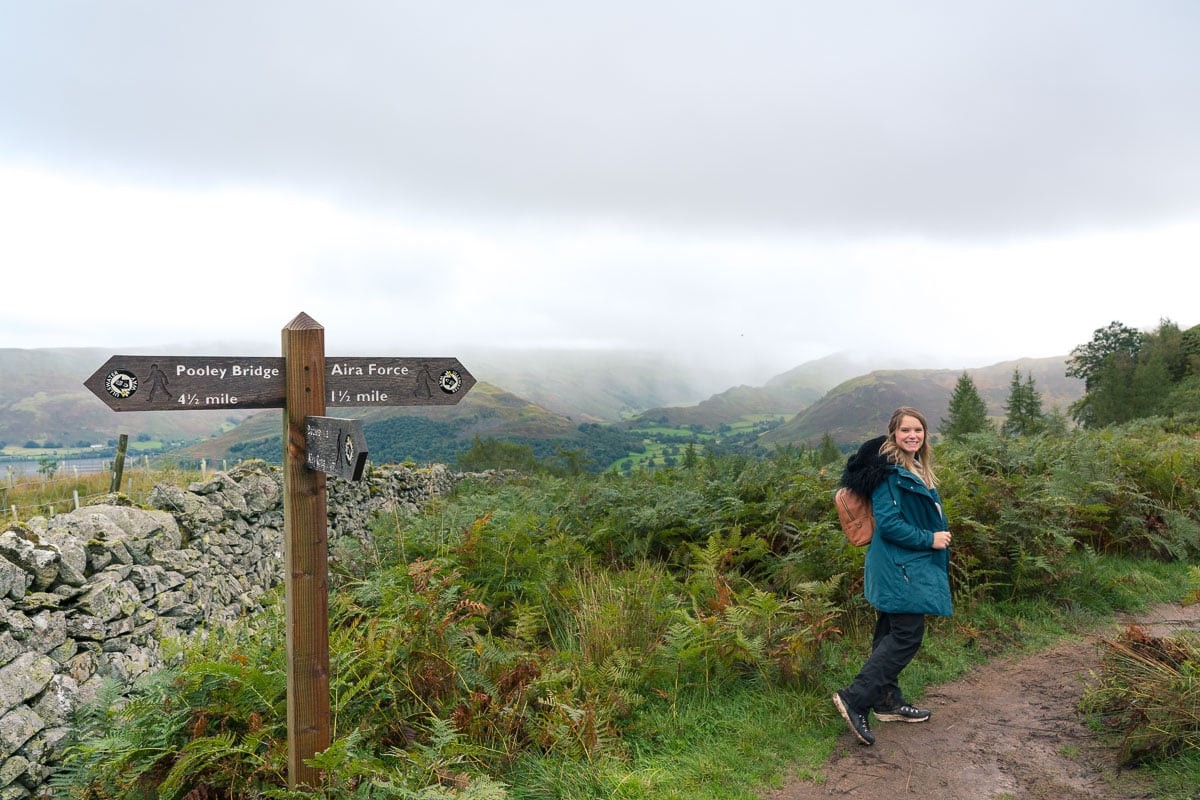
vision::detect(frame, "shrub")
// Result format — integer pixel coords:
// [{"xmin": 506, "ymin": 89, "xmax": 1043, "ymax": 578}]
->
[{"xmin": 1081, "ymin": 627, "xmax": 1200, "ymax": 765}]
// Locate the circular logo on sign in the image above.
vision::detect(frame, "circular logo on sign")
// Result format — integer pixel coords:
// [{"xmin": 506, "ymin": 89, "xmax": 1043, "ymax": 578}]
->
[
  {"xmin": 438, "ymin": 369, "xmax": 462, "ymax": 394},
  {"xmin": 103, "ymin": 369, "xmax": 139, "ymax": 399}
]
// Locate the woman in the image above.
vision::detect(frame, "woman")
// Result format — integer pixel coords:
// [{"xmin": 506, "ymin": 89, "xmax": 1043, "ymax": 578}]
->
[{"xmin": 832, "ymin": 406, "xmax": 952, "ymax": 746}]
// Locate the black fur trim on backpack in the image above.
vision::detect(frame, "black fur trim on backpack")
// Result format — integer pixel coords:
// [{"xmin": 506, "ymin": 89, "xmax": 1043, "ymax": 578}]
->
[{"xmin": 839, "ymin": 435, "xmax": 892, "ymax": 498}]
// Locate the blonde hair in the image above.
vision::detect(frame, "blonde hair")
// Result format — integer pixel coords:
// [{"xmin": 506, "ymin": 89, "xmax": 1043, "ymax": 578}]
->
[{"xmin": 879, "ymin": 406, "xmax": 938, "ymax": 487}]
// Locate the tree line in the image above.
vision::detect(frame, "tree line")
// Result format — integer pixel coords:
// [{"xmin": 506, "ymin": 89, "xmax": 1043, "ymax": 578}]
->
[{"xmin": 941, "ymin": 318, "xmax": 1200, "ymax": 439}]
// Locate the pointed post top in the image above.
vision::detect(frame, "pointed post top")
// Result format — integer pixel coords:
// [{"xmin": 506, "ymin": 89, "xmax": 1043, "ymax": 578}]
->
[{"xmin": 284, "ymin": 312, "xmax": 323, "ymax": 332}]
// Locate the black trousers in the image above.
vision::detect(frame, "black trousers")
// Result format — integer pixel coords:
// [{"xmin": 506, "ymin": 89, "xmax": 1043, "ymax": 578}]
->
[{"xmin": 841, "ymin": 612, "xmax": 926, "ymax": 712}]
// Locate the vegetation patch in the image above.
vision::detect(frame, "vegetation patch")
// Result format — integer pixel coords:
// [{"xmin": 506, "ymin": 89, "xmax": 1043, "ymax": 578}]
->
[{"xmin": 44, "ymin": 414, "xmax": 1200, "ymax": 799}]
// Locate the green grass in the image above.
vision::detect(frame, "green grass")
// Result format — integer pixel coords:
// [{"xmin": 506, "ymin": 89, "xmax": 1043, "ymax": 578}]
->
[
  {"xmin": 1138, "ymin": 751, "xmax": 1200, "ymax": 800},
  {"xmin": 502, "ymin": 685, "xmax": 836, "ymax": 800},
  {"xmin": 613, "ymin": 416, "xmax": 781, "ymax": 471},
  {"xmin": 499, "ymin": 558, "xmax": 1196, "ymax": 799}
]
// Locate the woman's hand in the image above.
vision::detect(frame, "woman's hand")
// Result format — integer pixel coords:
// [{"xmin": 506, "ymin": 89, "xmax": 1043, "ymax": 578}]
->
[{"xmin": 932, "ymin": 531, "xmax": 952, "ymax": 550}]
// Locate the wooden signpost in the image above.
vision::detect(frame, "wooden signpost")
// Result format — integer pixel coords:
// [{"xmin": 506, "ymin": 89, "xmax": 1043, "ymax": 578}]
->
[{"xmin": 84, "ymin": 312, "xmax": 475, "ymax": 788}]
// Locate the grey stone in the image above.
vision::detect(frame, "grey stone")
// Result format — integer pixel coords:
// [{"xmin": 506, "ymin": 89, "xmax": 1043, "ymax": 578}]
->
[
  {"xmin": 0, "ymin": 707, "xmax": 44, "ymax": 761},
  {"xmin": 76, "ymin": 573, "xmax": 141, "ymax": 622},
  {"xmin": 0, "ymin": 560, "xmax": 29, "ymax": 603},
  {"xmin": 0, "ymin": 755, "xmax": 28, "ymax": 789},
  {"xmin": 29, "ymin": 675, "xmax": 78, "ymax": 726},
  {"xmin": 22, "ymin": 613, "xmax": 65, "ymax": 656},
  {"xmin": 0, "ymin": 654, "xmax": 56, "ymax": 709},
  {"xmin": 41, "ymin": 534, "xmax": 86, "ymax": 587},
  {"xmin": 0, "ymin": 635, "xmax": 19, "ymax": 669},
  {"xmin": 0, "ymin": 535, "xmax": 57, "ymax": 592}
]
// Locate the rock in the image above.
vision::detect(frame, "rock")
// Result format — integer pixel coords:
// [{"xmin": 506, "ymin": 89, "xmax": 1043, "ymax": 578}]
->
[
  {"xmin": 0, "ymin": 535, "xmax": 57, "ymax": 592},
  {"xmin": 0, "ymin": 654, "xmax": 57, "ymax": 709},
  {"xmin": 0, "ymin": 706, "xmax": 44, "ymax": 762}
]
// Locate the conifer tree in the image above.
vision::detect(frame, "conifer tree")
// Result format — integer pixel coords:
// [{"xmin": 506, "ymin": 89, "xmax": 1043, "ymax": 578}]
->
[
  {"xmin": 940, "ymin": 371, "xmax": 990, "ymax": 441},
  {"xmin": 683, "ymin": 441, "xmax": 699, "ymax": 469},
  {"xmin": 816, "ymin": 431, "xmax": 841, "ymax": 465},
  {"xmin": 1001, "ymin": 369, "xmax": 1046, "ymax": 437}
]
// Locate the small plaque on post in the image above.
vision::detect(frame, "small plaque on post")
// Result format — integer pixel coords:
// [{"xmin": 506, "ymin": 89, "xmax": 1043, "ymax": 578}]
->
[{"xmin": 305, "ymin": 416, "xmax": 368, "ymax": 481}]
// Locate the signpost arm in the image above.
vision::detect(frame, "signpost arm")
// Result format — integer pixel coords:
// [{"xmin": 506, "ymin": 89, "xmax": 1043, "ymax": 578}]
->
[{"xmin": 281, "ymin": 312, "xmax": 331, "ymax": 789}]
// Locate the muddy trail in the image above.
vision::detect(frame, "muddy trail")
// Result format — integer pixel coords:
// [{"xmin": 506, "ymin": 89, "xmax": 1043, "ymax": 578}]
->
[{"xmin": 762, "ymin": 603, "xmax": 1200, "ymax": 800}]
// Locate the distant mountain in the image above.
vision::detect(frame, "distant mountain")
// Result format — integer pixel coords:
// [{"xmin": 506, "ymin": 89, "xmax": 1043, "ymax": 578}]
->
[
  {"xmin": 760, "ymin": 356, "xmax": 1084, "ymax": 447},
  {"xmin": 629, "ymin": 383, "xmax": 805, "ymax": 428},
  {"xmin": 762, "ymin": 351, "xmax": 895, "ymax": 396},
  {"xmin": 627, "ymin": 351, "xmax": 911, "ymax": 429}
]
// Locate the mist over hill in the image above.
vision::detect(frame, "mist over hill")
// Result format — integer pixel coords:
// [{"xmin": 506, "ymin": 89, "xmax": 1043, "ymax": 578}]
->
[
  {"xmin": 628, "ymin": 352, "xmax": 891, "ymax": 428},
  {"xmin": 459, "ymin": 347, "xmax": 714, "ymax": 421}
]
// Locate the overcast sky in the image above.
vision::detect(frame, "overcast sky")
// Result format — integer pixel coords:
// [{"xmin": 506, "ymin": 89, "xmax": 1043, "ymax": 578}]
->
[{"xmin": 2, "ymin": 1, "xmax": 1198, "ymax": 387}]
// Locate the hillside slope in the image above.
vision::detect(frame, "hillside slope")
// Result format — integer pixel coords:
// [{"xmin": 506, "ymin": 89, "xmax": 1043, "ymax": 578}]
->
[
  {"xmin": 629, "ymin": 351, "xmax": 891, "ymax": 428},
  {"xmin": 761, "ymin": 356, "xmax": 1084, "ymax": 446},
  {"xmin": 176, "ymin": 381, "xmax": 577, "ymax": 463}
]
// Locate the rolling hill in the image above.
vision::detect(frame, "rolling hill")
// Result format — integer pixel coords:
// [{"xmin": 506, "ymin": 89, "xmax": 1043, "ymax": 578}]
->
[
  {"xmin": 759, "ymin": 356, "xmax": 1085, "ymax": 447},
  {"xmin": 628, "ymin": 352, "xmax": 887, "ymax": 428}
]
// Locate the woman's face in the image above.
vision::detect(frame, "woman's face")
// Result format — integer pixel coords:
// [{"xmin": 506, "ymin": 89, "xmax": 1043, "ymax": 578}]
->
[{"xmin": 894, "ymin": 415, "xmax": 925, "ymax": 456}]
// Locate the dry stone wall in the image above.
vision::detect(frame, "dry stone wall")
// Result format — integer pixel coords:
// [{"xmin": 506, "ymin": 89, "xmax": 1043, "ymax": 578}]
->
[{"xmin": 0, "ymin": 460, "xmax": 469, "ymax": 799}]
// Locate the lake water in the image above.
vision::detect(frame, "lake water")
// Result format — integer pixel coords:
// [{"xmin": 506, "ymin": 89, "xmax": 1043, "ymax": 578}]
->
[{"xmin": 1, "ymin": 457, "xmax": 112, "ymax": 480}]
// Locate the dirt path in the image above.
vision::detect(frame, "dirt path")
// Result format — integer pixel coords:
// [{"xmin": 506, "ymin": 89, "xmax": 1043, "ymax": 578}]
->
[{"xmin": 762, "ymin": 603, "xmax": 1200, "ymax": 800}]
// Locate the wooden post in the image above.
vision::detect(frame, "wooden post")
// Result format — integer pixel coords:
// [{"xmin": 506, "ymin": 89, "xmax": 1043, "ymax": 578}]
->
[
  {"xmin": 281, "ymin": 312, "xmax": 331, "ymax": 789},
  {"xmin": 110, "ymin": 434, "xmax": 128, "ymax": 493}
]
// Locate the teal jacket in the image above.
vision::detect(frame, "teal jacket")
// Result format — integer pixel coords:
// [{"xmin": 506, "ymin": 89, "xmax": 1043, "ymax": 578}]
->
[{"xmin": 863, "ymin": 466, "xmax": 953, "ymax": 617}]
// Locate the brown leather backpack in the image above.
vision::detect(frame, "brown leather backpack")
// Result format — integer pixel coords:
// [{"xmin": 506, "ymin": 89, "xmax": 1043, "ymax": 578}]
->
[{"xmin": 835, "ymin": 487, "xmax": 874, "ymax": 546}]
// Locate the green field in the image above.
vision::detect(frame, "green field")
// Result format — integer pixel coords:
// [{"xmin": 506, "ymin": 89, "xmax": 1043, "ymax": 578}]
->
[{"xmin": 612, "ymin": 415, "xmax": 787, "ymax": 471}]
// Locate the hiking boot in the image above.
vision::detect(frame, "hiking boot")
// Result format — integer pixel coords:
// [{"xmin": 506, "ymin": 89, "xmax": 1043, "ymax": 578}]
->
[
  {"xmin": 874, "ymin": 703, "xmax": 931, "ymax": 723},
  {"xmin": 833, "ymin": 691, "xmax": 875, "ymax": 745}
]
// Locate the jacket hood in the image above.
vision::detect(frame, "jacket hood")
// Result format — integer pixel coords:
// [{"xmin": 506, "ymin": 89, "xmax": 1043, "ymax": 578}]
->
[{"xmin": 839, "ymin": 435, "xmax": 892, "ymax": 496}]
